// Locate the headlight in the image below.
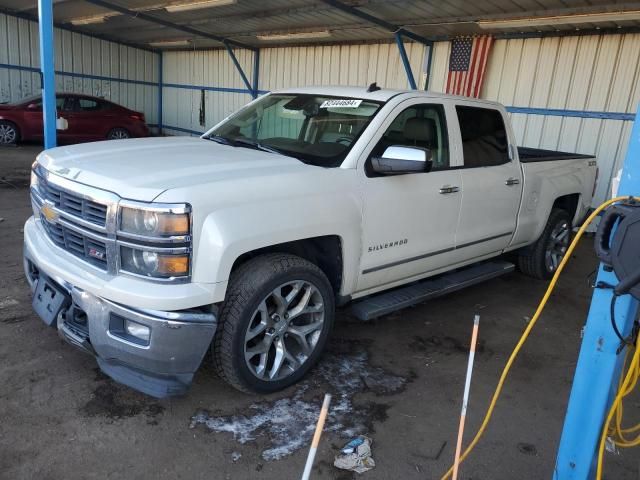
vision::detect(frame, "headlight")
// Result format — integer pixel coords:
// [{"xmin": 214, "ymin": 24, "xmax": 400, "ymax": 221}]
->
[
  {"xmin": 120, "ymin": 247, "xmax": 190, "ymax": 279},
  {"xmin": 30, "ymin": 161, "xmax": 39, "ymax": 188},
  {"xmin": 120, "ymin": 205, "xmax": 190, "ymax": 237},
  {"xmin": 117, "ymin": 202, "xmax": 192, "ymax": 281}
]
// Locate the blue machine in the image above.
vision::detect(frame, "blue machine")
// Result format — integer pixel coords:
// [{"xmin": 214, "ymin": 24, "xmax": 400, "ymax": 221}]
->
[{"xmin": 554, "ymin": 103, "xmax": 640, "ymax": 478}]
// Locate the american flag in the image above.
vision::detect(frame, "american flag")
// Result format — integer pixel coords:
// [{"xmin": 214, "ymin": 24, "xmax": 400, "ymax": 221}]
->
[{"xmin": 446, "ymin": 36, "xmax": 494, "ymax": 98}]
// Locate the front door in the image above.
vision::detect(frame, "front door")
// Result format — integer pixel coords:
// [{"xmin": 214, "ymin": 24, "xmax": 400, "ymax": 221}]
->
[{"xmin": 357, "ymin": 100, "xmax": 463, "ymax": 293}]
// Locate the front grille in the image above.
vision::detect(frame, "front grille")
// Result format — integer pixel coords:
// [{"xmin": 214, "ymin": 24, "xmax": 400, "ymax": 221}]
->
[
  {"xmin": 41, "ymin": 218, "xmax": 108, "ymax": 270},
  {"xmin": 40, "ymin": 176, "xmax": 108, "ymax": 227}
]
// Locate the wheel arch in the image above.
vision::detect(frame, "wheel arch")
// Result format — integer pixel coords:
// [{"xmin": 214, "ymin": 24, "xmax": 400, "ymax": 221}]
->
[{"xmin": 229, "ymin": 235, "xmax": 344, "ymax": 300}]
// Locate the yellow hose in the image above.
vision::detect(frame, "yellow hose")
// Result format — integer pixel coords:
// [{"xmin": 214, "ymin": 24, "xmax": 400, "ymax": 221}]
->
[{"xmin": 441, "ymin": 196, "xmax": 640, "ymax": 480}]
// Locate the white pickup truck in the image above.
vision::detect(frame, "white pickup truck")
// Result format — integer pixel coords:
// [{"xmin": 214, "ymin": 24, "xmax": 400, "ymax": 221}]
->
[{"xmin": 24, "ymin": 86, "xmax": 598, "ymax": 397}]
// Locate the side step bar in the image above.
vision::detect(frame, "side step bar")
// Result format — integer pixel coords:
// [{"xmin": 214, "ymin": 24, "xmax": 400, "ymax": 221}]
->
[{"xmin": 349, "ymin": 260, "xmax": 515, "ymax": 321}]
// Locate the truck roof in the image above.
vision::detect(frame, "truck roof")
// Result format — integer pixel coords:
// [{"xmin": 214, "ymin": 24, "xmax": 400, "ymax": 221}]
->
[{"xmin": 273, "ymin": 85, "xmax": 504, "ymax": 108}]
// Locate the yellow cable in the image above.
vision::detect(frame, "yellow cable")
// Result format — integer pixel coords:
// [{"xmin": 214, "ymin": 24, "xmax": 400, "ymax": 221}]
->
[{"xmin": 441, "ymin": 196, "xmax": 640, "ymax": 480}]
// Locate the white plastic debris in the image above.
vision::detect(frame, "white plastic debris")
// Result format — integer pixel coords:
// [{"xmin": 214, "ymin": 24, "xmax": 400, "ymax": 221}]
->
[
  {"xmin": 605, "ymin": 437, "xmax": 620, "ymax": 455},
  {"xmin": 334, "ymin": 435, "xmax": 375, "ymax": 474}
]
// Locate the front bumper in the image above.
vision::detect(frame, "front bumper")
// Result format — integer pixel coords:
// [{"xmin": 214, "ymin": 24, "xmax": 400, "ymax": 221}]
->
[{"xmin": 24, "ymin": 222, "xmax": 218, "ymax": 398}]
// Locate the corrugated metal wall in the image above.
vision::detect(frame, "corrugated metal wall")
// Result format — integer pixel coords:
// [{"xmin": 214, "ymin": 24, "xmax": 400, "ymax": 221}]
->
[
  {"xmin": 431, "ymin": 34, "xmax": 640, "ymax": 203},
  {"xmin": 0, "ymin": 13, "xmax": 159, "ymax": 125},
  {"xmin": 162, "ymin": 48, "xmax": 255, "ymax": 135}
]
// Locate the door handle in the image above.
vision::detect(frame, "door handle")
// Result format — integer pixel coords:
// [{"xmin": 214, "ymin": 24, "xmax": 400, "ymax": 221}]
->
[
  {"xmin": 439, "ymin": 185, "xmax": 460, "ymax": 194},
  {"xmin": 505, "ymin": 178, "xmax": 520, "ymax": 186}
]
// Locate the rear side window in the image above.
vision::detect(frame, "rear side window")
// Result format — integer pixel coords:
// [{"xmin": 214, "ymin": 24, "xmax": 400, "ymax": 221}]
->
[
  {"xmin": 456, "ymin": 106, "xmax": 509, "ymax": 168},
  {"xmin": 77, "ymin": 98, "xmax": 101, "ymax": 111}
]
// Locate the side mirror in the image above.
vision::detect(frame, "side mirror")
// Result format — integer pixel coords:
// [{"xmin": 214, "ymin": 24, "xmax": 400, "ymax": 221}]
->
[
  {"xmin": 371, "ymin": 145, "xmax": 433, "ymax": 175},
  {"xmin": 26, "ymin": 103, "xmax": 40, "ymax": 110}
]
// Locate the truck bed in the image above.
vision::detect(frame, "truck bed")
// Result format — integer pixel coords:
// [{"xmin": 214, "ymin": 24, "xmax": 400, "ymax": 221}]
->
[{"xmin": 518, "ymin": 147, "xmax": 595, "ymax": 163}]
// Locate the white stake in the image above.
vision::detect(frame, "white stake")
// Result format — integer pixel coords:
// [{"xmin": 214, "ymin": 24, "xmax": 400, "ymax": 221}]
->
[
  {"xmin": 301, "ymin": 393, "xmax": 332, "ymax": 480},
  {"xmin": 452, "ymin": 315, "xmax": 480, "ymax": 480}
]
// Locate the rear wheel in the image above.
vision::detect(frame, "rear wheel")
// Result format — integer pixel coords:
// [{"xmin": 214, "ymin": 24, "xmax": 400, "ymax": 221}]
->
[
  {"xmin": 107, "ymin": 127, "xmax": 130, "ymax": 140},
  {"xmin": 518, "ymin": 208, "xmax": 572, "ymax": 280},
  {"xmin": 0, "ymin": 121, "xmax": 19, "ymax": 145},
  {"xmin": 213, "ymin": 253, "xmax": 335, "ymax": 393}
]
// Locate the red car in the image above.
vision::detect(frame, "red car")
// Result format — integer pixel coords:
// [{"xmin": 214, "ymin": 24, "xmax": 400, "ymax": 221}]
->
[{"xmin": 0, "ymin": 93, "xmax": 150, "ymax": 145}]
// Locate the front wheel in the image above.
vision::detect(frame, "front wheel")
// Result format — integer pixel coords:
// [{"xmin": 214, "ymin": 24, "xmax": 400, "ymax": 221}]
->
[
  {"xmin": 0, "ymin": 121, "xmax": 19, "ymax": 145},
  {"xmin": 518, "ymin": 208, "xmax": 572, "ymax": 280},
  {"xmin": 213, "ymin": 253, "xmax": 335, "ymax": 393}
]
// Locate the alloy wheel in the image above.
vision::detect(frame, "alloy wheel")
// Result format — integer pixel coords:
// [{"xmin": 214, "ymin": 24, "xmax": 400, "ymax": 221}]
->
[
  {"xmin": 0, "ymin": 124, "xmax": 17, "ymax": 144},
  {"xmin": 545, "ymin": 220, "xmax": 570, "ymax": 272},
  {"xmin": 244, "ymin": 280, "xmax": 325, "ymax": 381}
]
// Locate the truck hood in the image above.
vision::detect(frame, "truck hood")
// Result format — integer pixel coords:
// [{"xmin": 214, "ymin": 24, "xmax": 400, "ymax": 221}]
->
[{"xmin": 37, "ymin": 137, "xmax": 310, "ymax": 202}]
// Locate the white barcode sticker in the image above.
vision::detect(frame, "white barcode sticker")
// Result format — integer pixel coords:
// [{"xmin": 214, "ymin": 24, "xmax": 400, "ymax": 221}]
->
[{"xmin": 319, "ymin": 99, "xmax": 363, "ymax": 109}]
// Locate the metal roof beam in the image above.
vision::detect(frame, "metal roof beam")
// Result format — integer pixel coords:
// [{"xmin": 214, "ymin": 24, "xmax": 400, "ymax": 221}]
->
[
  {"xmin": 82, "ymin": 0, "xmax": 257, "ymax": 51},
  {"xmin": 319, "ymin": 0, "xmax": 432, "ymax": 45}
]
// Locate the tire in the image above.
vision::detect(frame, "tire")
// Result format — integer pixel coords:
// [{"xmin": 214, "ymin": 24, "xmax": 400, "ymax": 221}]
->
[
  {"xmin": 0, "ymin": 120, "xmax": 19, "ymax": 145},
  {"xmin": 107, "ymin": 127, "xmax": 130, "ymax": 140},
  {"xmin": 213, "ymin": 253, "xmax": 335, "ymax": 394},
  {"xmin": 518, "ymin": 208, "xmax": 572, "ymax": 280}
]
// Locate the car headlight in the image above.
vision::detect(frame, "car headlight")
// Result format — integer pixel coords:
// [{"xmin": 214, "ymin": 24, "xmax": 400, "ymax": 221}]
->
[
  {"xmin": 120, "ymin": 206, "xmax": 190, "ymax": 237},
  {"xmin": 117, "ymin": 202, "xmax": 192, "ymax": 281},
  {"xmin": 30, "ymin": 161, "xmax": 39, "ymax": 189},
  {"xmin": 120, "ymin": 246, "xmax": 190, "ymax": 279}
]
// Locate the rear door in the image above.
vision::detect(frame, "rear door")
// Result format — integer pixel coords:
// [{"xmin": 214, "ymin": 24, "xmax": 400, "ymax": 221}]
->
[
  {"xmin": 451, "ymin": 104, "xmax": 522, "ymax": 262},
  {"xmin": 22, "ymin": 95, "xmax": 68, "ymax": 139}
]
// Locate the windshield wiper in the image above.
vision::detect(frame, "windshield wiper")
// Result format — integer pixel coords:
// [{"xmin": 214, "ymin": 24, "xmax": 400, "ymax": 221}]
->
[
  {"xmin": 208, "ymin": 135, "xmax": 233, "ymax": 146},
  {"xmin": 231, "ymin": 138, "xmax": 291, "ymax": 157}
]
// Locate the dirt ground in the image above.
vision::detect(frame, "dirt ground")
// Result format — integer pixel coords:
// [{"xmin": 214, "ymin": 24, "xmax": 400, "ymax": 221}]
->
[{"xmin": 0, "ymin": 144, "xmax": 637, "ymax": 480}]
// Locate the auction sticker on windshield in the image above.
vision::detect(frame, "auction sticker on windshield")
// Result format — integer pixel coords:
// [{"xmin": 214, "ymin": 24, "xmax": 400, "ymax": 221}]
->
[{"xmin": 320, "ymin": 99, "xmax": 363, "ymax": 108}]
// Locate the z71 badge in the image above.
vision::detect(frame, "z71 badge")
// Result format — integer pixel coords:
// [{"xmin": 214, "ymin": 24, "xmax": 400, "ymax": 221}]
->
[{"xmin": 368, "ymin": 239, "xmax": 408, "ymax": 252}]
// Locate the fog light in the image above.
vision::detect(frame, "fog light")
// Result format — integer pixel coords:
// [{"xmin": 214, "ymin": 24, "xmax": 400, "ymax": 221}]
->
[{"xmin": 125, "ymin": 320, "xmax": 150, "ymax": 343}]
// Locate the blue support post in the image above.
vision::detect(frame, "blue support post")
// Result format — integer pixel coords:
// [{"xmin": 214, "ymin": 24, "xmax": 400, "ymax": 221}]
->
[
  {"xmin": 424, "ymin": 43, "xmax": 433, "ymax": 90},
  {"xmin": 554, "ymin": 102, "xmax": 640, "ymax": 479},
  {"xmin": 157, "ymin": 51, "xmax": 163, "ymax": 135},
  {"xmin": 223, "ymin": 41, "xmax": 255, "ymax": 97},
  {"xmin": 37, "ymin": 0, "xmax": 56, "ymax": 149},
  {"xmin": 395, "ymin": 31, "xmax": 417, "ymax": 90},
  {"xmin": 252, "ymin": 49, "xmax": 260, "ymax": 99}
]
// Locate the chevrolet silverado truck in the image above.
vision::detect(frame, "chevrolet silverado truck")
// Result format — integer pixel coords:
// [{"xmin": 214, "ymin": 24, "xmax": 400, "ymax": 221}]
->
[{"xmin": 24, "ymin": 86, "xmax": 598, "ymax": 397}]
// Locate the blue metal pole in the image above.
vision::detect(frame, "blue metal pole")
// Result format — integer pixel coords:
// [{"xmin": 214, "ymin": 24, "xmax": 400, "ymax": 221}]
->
[
  {"xmin": 157, "ymin": 51, "xmax": 163, "ymax": 135},
  {"xmin": 424, "ymin": 42, "xmax": 433, "ymax": 90},
  {"xmin": 252, "ymin": 49, "xmax": 260, "ymax": 99},
  {"xmin": 395, "ymin": 31, "xmax": 417, "ymax": 90},
  {"xmin": 37, "ymin": 0, "xmax": 56, "ymax": 149},
  {"xmin": 223, "ymin": 41, "xmax": 254, "ymax": 96},
  {"xmin": 554, "ymin": 102, "xmax": 640, "ymax": 479}
]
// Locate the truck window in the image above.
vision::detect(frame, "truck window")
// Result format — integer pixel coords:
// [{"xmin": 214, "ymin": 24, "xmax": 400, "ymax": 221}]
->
[
  {"xmin": 369, "ymin": 104, "xmax": 449, "ymax": 172},
  {"xmin": 456, "ymin": 106, "xmax": 509, "ymax": 168}
]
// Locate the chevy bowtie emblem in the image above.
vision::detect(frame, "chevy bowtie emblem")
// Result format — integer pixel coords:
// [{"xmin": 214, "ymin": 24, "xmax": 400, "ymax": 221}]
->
[{"xmin": 41, "ymin": 203, "xmax": 59, "ymax": 223}]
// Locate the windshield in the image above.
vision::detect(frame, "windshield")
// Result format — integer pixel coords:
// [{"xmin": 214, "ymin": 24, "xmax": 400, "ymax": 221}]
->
[{"xmin": 207, "ymin": 94, "xmax": 384, "ymax": 167}]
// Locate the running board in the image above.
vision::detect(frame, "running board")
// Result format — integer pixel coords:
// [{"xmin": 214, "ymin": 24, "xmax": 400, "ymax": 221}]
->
[{"xmin": 349, "ymin": 261, "xmax": 515, "ymax": 321}]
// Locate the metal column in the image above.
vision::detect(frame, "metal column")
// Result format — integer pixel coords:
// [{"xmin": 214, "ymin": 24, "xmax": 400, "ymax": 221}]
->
[
  {"xmin": 395, "ymin": 32, "xmax": 417, "ymax": 90},
  {"xmin": 157, "ymin": 51, "xmax": 163, "ymax": 135},
  {"xmin": 37, "ymin": 0, "xmax": 56, "ymax": 149},
  {"xmin": 252, "ymin": 49, "xmax": 260, "ymax": 99},
  {"xmin": 554, "ymin": 103, "xmax": 640, "ymax": 478}
]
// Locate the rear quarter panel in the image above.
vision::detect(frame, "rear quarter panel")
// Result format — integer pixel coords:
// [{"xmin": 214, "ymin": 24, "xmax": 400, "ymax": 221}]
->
[{"xmin": 510, "ymin": 157, "xmax": 597, "ymax": 248}]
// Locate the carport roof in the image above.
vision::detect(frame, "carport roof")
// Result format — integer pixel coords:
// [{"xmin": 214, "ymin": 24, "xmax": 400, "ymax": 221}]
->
[{"xmin": 2, "ymin": 0, "xmax": 640, "ymax": 51}]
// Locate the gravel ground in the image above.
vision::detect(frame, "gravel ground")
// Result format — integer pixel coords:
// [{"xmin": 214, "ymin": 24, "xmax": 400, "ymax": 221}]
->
[{"xmin": 0, "ymin": 144, "xmax": 637, "ymax": 479}]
